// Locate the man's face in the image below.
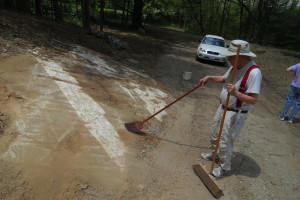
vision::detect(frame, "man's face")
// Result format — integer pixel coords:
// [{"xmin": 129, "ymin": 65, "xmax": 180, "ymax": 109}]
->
[
  {"xmin": 227, "ymin": 55, "xmax": 249, "ymax": 68},
  {"xmin": 227, "ymin": 56, "xmax": 235, "ymax": 64}
]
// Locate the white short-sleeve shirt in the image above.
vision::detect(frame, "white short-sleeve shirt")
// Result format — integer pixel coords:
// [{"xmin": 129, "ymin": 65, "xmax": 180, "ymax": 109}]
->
[{"xmin": 220, "ymin": 60, "xmax": 262, "ymax": 110}]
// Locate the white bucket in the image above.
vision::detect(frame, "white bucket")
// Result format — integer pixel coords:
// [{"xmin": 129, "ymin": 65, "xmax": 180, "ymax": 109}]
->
[{"xmin": 183, "ymin": 71, "xmax": 192, "ymax": 80}]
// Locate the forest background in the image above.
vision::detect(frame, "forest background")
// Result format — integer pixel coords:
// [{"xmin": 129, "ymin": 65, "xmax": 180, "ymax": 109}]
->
[{"xmin": 1, "ymin": 0, "xmax": 300, "ymax": 51}]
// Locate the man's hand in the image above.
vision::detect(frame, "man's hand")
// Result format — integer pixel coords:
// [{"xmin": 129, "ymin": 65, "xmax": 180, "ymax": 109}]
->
[
  {"xmin": 199, "ymin": 76, "xmax": 225, "ymax": 86},
  {"xmin": 199, "ymin": 76, "xmax": 209, "ymax": 86},
  {"xmin": 227, "ymin": 83, "xmax": 236, "ymax": 96}
]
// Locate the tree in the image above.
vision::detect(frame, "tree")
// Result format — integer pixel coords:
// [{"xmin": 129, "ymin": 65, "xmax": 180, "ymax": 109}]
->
[
  {"xmin": 35, "ymin": 0, "xmax": 42, "ymax": 16},
  {"xmin": 53, "ymin": 0, "xmax": 63, "ymax": 22},
  {"xmin": 121, "ymin": 0, "xmax": 127, "ymax": 25},
  {"xmin": 4, "ymin": 0, "xmax": 15, "ymax": 9},
  {"xmin": 15, "ymin": 0, "xmax": 31, "ymax": 12},
  {"xmin": 219, "ymin": 0, "xmax": 229, "ymax": 36},
  {"xmin": 131, "ymin": 0, "xmax": 144, "ymax": 30},
  {"xmin": 81, "ymin": 0, "xmax": 91, "ymax": 32},
  {"xmin": 1, "ymin": 0, "xmax": 299, "ymax": 51},
  {"xmin": 253, "ymin": 0, "xmax": 273, "ymax": 44},
  {"xmin": 183, "ymin": 0, "xmax": 205, "ymax": 33},
  {"xmin": 99, "ymin": 0, "xmax": 105, "ymax": 31}
]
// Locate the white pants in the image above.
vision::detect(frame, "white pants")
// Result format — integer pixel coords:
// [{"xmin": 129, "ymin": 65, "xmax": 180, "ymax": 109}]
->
[{"xmin": 210, "ymin": 105, "xmax": 248, "ymax": 171}]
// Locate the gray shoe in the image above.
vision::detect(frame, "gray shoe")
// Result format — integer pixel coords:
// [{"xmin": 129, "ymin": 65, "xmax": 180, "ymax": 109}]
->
[
  {"xmin": 288, "ymin": 119, "xmax": 293, "ymax": 124},
  {"xmin": 201, "ymin": 152, "xmax": 219, "ymax": 161},
  {"xmin": 211, "ymin": 166, "xmax": 226, "ymax": 178}
]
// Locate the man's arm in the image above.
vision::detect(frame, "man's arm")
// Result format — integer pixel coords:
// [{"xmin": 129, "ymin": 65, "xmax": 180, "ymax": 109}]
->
[
  {"xmin": 286, "ymin": 67, "xmax": 295, "ymax": 76},
  {"xmin": 227, "ymin": 84, "xmax": 259, "ymax": 105},
  {"xmin": 286, "ymin": 67, "xmax": 297, "ymax": 82},
  {"xmin": 234, "ymin": 91, "xmax": 259, "ymax": 105},
  {"xmin": 199, "ymin": 76, "xmax": 225, "ymax": 86}
]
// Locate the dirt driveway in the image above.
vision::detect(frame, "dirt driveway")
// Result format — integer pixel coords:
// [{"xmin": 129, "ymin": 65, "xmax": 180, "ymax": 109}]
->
[{"xmin": 0, "ymin": 10, "xmax": 300, "ymax": 200}]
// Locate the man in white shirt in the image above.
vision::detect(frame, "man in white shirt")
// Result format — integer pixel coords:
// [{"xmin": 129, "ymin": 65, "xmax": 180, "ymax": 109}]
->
[{"xmin": 199, "ymin": 40, "xmax": 262, "ymax": 178}]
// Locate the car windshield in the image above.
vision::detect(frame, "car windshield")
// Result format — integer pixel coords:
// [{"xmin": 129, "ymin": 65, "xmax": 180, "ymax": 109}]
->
[{"xmin": 202, "ymin": 37, "xmax": 225, "ymax": 47}]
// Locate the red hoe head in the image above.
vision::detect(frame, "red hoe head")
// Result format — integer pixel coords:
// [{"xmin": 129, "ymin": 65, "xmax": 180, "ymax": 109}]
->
[{"xmin": 124, "ymin": 121, "xmax": 143, "ymax": 133}]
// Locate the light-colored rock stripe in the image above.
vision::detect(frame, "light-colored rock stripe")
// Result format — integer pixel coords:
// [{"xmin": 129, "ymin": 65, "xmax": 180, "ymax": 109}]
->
[{"xmin": 40, "ymin": 60, "xmax": 126, "ymax": 170}]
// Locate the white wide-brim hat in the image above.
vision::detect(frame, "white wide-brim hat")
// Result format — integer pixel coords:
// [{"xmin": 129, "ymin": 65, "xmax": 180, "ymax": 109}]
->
[{"xmin": 221, "ymin": 40, "xmax": 256, "ymax": 57}]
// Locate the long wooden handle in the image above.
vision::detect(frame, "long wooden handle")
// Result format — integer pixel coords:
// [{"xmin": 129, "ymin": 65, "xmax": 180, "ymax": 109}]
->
[{"xmin": 210, "ymin": 45, "xmax": 241, "ymax": 173}]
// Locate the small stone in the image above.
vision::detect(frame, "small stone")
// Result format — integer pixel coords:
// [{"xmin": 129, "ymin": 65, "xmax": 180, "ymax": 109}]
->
[{"xmin": 80, "ymin": 183, "xmax": 89, "ymax": 190}]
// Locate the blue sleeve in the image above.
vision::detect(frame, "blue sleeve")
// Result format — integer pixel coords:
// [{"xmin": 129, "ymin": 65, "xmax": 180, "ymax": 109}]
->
[{"xmin": 291, "ymin": 63, "xmax": 300, "ymax": 72}]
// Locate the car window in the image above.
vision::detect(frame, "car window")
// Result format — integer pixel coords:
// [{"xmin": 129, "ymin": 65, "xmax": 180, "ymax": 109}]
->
[
  {"xmin": 215, "ymin": 39, "xmax": 225, "ymax": 47},
  {"xmin": 202, "ymin": 37, "xmax": 225, "ymax": 47}
]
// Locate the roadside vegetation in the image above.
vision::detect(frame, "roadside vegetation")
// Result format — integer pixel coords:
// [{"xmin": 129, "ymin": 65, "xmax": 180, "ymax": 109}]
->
[{"xmin": 1, "ymin": 0, "xmax": 300, "ymax": 51}]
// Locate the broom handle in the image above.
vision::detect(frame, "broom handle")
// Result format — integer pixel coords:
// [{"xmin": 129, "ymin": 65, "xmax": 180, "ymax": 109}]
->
[
  {"xmin": 210, "ymin": 45, "xmax": 241, "ymax": 173},
  {"xmin": 142, "ymin": 84, "xmax": 202, "ymax": 123}
]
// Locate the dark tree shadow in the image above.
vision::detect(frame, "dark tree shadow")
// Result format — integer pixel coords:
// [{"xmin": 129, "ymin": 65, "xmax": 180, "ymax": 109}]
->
[
  {"xmin": 195, "ymin": 58, "xmax": 228, "ymax": 67},
  {"xmin": 226, "ymin": 152, "xmax": 261, "ymax": 178}
]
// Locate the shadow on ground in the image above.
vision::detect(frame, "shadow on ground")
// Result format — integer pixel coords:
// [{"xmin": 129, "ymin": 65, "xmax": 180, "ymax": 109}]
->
[
  {"xmin": 195, "ymin": 58, "xmax": 228, "ymax": 68},
  {"xmin": 227, "ymin": 152, "xmax": 261, "ymax": 178}
]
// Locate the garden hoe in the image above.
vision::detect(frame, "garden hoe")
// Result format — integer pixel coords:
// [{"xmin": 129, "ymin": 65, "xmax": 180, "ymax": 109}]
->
[
  {"xmin": 125, "ymin": 84, "xmax": 202, "ymax": 133},
  {"xmin": 193, "ymin": 45, "xmax": 241, "ymax": 199}
]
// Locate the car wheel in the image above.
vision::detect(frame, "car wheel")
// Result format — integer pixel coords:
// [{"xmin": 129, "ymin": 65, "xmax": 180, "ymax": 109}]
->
[{"xmin": 223, "ymin": 62, "xmax": 229, "ymax": 67}]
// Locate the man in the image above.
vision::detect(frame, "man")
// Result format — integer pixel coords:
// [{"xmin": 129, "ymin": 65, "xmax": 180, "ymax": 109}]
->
[
  {"xmin": 279, "ymin": 63, "xmax": 300, "ymax": 124},
  {"xmin": 199, "ymin": 40, "xmax": 262, "ymax": 178}
]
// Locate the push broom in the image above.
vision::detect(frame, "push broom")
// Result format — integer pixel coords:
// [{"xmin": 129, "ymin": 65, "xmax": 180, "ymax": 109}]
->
[
  {"xmin": 193, "ymin": 45, "xmax": 241, "ymax": 199},
  {"xmin": 125, "ymin": 83, "xmax": 202, "ymax": 133}
]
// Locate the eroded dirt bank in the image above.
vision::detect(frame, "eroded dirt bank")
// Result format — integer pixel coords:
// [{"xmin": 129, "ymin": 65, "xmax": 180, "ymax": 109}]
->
[{"xmin": 0, "ymin": 10, "xmax": 300, "ymax": 200}]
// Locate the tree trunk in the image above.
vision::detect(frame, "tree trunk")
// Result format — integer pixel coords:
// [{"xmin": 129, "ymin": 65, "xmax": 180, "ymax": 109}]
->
[
  {"xmin": 131, "ymin": 0, "xmax": 144, "ymax": 30},
  {"xmin": 81, "ymin": 0, "xmax": 91, "ymax": 32},
  {"xmin": 223, "ymin": 1, "xmax": 231, "ymax": 38},
  {"xmin": 126, "ymin": 0, "xmax": 130, "ymax": 24},
  {"xmin": 113, "ymin": 0, "xmax": 117, "ymax": 18},
  {"xmin": 99, "ymin": 0, "xmax": 105, "ymax": 32},
  {"xmin": 239, "ymin": 3, "xmax": 243, "ymax": 38},
  {"xmin": 16, "ymin": 0, "xmax": 31, "ymax": 12},
  {"xmin": 208, "ymin": 0, "xmax": 215, "ymax": 32},
  {"xmin": 184, "ymin": 0, "xmax": 205, "ymax": 33},
  {"xmin": 254, "ymin": 0, "xmax": 269, "ymax": 44},
  {"xmin": 4, "ymin": 0, "xmax": 15, "ymax": 9},
  {"xmin": 121, "ymin": 0, "xmax": 126, "ymax": 26},
  {"xmin": 53, "ymin": 0, "xmax": 63, "ymax": 22},
  {"xmin": 219, "ymin": 0, "xmax": 228, "ymax": 35},
  {"xmin": 198, "ymin": 0, "xmax": 205, "ymax": 33},
  {"xmin": 76, "ymin": 0, "xmax": 80, "ymax": 18},
  {"xmin": 35, "ymin": 0, "xmax": 42, "ymax": 16}
]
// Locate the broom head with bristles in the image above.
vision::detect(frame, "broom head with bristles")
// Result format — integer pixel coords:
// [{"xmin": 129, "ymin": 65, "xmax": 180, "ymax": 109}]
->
[
  {"xmin": 124, "ymin": 121, "xmax": 143, "ymax": 133},
  {"xmin": 193, "ymin": 164, "xmax": 223, "ymax": 198}
]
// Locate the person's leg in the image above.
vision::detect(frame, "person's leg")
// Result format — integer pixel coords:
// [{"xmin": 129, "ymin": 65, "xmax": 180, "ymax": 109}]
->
[
  {"xmin": 210, "ymin": 111, "xmax": 246, "ymax": 178},
  {"xmin": 210, "ymin": 105, "xmax": 223, "ymax": 149},
  {"xmin": 288, "ymin": 87, "xmax": 300, "ymax": 122},
  {"xmin": 280, "ymin": 85, "xmax": 296, "ymax": 118},
  {"xmin": 216, "ymin": 112, "xmax": 234, "ymax": 171},
  {"xmin": 220, "ymin": 113, "xmax": 247, "ymax": 171},
  {"xmin": 201, "ymin": 105, "xmax": 223, "ymax": 161}
]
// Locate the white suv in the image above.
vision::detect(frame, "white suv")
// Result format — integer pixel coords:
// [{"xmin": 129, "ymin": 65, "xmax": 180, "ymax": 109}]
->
[{"xmin": 196, "ymin": 34, "xmax": 227, "ymax": 64}]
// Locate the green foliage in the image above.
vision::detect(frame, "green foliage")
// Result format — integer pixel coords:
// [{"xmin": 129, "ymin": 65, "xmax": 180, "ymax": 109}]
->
[
  {"xmin": 266, "ymin": 5, "xmax": 300, "ymax": 51},
  {"xmin": 143, "ymin": 0, "xmax": 300, "ymax": 51},
  {"xmin": 1, "ymin": 0, "xmax": 299, "ymax": 51}
]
